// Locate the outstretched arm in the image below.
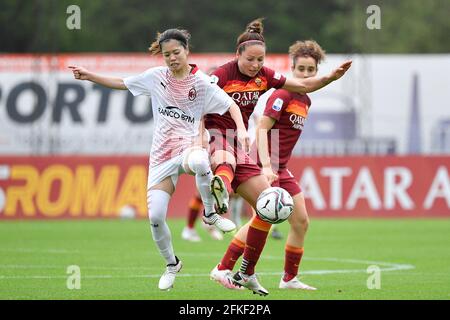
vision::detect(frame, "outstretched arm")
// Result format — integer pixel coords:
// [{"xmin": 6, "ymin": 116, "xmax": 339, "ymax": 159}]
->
[
  {"xmin": 282, "ymin": 60, "xmax": 352, "ymax": 94},
  {"xmin": 68, "ymin": 65, "xmax": 127, "ymax": 90}
]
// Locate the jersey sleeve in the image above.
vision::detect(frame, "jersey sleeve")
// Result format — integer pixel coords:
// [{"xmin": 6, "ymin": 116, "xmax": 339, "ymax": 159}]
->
[
  {"xmin": 253, "ymin": 88, "xmax": 275, "ymax": 118},
  {"xmin": 264, "ymin": 89, "xmax": 291, "ymax": 121},
  {"xmin": 210, "ymin": 66, "xmax": 229, "ymax": 89},
  {"xmin": 123, "ymin": 68, "xmax": 157, "ymax": 96},
  {"xmin": 203, "ymin": 79, "xmax": 234, "ymax": 115},
  {"xmin": 263, "ymin": 66, "xmax": 286, "ymax": 89}
]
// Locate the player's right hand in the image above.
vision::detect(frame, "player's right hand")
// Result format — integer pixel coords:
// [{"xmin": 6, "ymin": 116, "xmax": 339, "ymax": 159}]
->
[
  {"xmin": 237, "ymin": 128, "xmax": 250, "ymax": 154},
  {"xmin": 68, "ymin": 65, "xmax": 90, "ymax": 80},
  {"xmin": 262, "ymin": 166, "xmax": 278, "ymax": 185}
]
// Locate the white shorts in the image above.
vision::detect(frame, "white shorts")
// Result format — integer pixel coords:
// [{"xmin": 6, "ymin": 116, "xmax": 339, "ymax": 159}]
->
[{"xmin": 147, "ymin": 147, "xmax": 207, "ymax": 189}]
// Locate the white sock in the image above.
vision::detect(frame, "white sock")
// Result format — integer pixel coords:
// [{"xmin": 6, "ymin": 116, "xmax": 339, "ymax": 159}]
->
[
  {"xmin": 147, "ymin": 189, "xmax": 176, "ymax": 265},
  {"xmin": 186, "ymin": 149, "xmax": 215, "ymax": 215}
]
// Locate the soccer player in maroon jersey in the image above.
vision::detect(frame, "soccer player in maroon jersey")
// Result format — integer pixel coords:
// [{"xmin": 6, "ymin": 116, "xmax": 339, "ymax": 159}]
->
[
  {"xmin": 208, "ymin": 18, "xmax": 351, "ymax": 296},
  {"xmin": 254, "ymin": 40, "xmax": 327, "ymax": 290}
]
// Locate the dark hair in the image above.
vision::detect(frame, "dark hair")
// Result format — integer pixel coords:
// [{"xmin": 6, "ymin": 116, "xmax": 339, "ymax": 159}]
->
[
  {"xmin": 289, "ymin": 40, "xmax": 326, "ymax": 66},
  {"xmin": 236, "ymin": 18, "xmax": 265, "ymax": 54},
  {"xmin": 149, "ymin": 29, "xmax": 191, "ymax": 55}
]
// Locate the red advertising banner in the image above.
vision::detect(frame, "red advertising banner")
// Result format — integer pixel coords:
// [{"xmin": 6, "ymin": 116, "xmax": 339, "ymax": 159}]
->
[
  {"xmin": 0, "ymin": 156, "xmax": 448, "ymax": 219},
  {"xmin": 287, "ymin": 156, "xmax": 450, "ymax": 217},
  {"xmin": 0, "ymin": 53, "xmax": 290, "ymax": 73}
]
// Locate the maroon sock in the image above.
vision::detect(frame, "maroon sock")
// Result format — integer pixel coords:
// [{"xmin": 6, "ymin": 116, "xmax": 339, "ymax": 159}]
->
[
  {"xmin": 218, "ymin": 238, "xmax": 245, "ymax": 271},
  {"xmin": 283, "ymin": 245, "xmax": 304, "ymax": 282},
  {"xmin": 239, "ymin": 216, "xmax": 271, "ymax": 275},
  {"xmin": 187, "ymin": 195, "xmax": 202, "ymax": 228}
]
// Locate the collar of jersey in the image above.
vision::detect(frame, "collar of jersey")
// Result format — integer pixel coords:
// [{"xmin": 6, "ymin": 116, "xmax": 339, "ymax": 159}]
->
[{"xmin": 189, "ymin": 64, "xmax": 199, "ymax": 75}]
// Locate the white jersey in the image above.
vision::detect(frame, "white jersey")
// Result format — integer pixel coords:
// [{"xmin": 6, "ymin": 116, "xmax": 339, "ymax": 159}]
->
[{"xmin": 124, "ymin": 65, "xmax": 233, "ymax": 167}]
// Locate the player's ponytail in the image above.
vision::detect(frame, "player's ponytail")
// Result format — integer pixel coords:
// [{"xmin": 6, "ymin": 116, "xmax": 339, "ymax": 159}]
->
[
  {"xmin": 236, "ymin": 18, "xmax": 266, "ymax": 54},
  {"xmin": 149, "ymin": 29, "xmax": 191, "ymax": 55},
  {"xmin": 246, "ymin": 18, "xmax": 264, "ymax": 34}
]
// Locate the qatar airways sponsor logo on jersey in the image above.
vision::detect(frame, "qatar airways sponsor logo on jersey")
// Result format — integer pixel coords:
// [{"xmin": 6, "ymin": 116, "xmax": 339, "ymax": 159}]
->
[
  {"xmin": 231, "ymin": 91, "xmax": 260, "ymax": 107},
  {"xmin": 158, "ymin": 106, "xmax": 195, "ymax": 123},
  {"xmin": 289, "ymin": 114, "xmax": 305, "ymax": 130}
]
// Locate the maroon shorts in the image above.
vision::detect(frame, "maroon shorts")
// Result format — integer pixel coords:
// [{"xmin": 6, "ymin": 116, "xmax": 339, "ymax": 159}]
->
[
  {"xmin": 271, "ymin": 167, "xmax": 302, "ymax": 197},
  {"xmin": 209, "ymin": 132, "xmax": 262, "ymax": 192}
]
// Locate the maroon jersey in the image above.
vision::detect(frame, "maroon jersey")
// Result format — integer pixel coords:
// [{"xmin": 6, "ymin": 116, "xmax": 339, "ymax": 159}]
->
[
  {"xmin": 262, "ymin": 89, "xmax": 311, "ymax": 169},
  {"xmin": 205, "ymin": 60, "xmax": 286, "ymax": 134}
]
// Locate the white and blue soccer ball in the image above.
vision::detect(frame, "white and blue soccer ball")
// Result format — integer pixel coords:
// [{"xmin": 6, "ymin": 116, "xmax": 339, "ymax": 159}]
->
[{"xmin": 256, "ymin": 187, "xmax": 294, "ymax": 224}]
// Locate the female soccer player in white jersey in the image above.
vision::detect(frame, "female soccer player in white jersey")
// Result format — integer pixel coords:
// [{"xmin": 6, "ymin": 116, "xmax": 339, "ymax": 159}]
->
[{"xmin": 69, "ymin": 28, "xmax": 249, "ymax": 291}]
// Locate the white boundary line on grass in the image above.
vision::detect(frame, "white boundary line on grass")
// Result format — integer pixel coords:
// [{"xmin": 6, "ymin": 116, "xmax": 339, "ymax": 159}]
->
[{"xmin": 0, "ymin": 250, "xmax": 415, "ymax": 280}]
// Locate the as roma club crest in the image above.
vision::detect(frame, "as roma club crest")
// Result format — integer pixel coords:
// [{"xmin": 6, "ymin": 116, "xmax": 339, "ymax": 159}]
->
[
  {"xmin": 188, "ymin": 87, "xmax": 197, "ymax": 101},
  {"xmin": 255, "ymin": 78, "xmax": 262, "ymax": 87}
]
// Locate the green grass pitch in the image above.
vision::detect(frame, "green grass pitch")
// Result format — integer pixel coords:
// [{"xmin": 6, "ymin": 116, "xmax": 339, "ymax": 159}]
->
[{"xmin": 0, "ymin": 218, "xmax": 449, "ymax": 300}]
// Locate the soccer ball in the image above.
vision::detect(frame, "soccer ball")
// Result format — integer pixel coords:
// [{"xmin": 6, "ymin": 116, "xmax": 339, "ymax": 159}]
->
[{"xmin": 256, "ymin": 187, "xmax": 294, "ymax": 224}]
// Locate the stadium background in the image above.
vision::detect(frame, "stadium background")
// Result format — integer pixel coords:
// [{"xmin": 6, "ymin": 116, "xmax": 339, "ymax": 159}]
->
[{"xmin": 0, "ymin": 0, "xmax": 449, "ymax": 301}]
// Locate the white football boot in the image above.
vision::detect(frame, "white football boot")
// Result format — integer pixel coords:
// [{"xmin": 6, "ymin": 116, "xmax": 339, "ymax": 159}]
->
[
  {"xmin": 279, "ymin": 276, "xmax": 317, "ymax": 290},
  {"xmin": 181, "ymin": 226, "xmax": 201, "ymax": 242},
  {"xmin": 158, "ymin": 257, "xmax": 182, "ymax": 290},
  {"xmin": 202, "ymin": 222, "xmax": 224, "ymax": 240},
  {"xmin": 232, "ymin": 271, "xmax": 269, "ymax": 296},
  {"xmin": 202, "ymin": 212, "xmax": 236, "ymax": 233},
  {"xmin": 210, "ymin": 264, "xmax": 243, "ymax": 290}
]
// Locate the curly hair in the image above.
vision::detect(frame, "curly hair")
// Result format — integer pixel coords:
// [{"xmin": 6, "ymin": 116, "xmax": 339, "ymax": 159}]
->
[{"xmin": 288, "ymin": 40, "xmax": 326, "ymax": 66}]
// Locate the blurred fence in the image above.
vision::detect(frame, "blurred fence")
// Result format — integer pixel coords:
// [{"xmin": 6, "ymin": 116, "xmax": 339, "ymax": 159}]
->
[
  {"xmin": 0, "ymin": 53, "xmax": 449, "ymax": 219},
  {"xmin": 1, "ymin": 53, "xmax": 450, "ymax": 156}
]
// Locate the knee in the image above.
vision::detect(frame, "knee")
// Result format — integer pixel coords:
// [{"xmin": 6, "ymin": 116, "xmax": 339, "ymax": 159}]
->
[
  {"xmin": 148, "ymin": 205, "xmax": 165, "ymax": 225},
  {"xmin": 188, "ymin": 150, "xmax": 211, "ymax": 174},
  {"xmin": 289, "ymin": 212, "xmax": 309, "ymax": 233},
  {"xmin": 147, "ymin": 190, "xmax": 170, "ymax": 225},
  {"xmin": 303, "ymin": 216, "xmax": 310, "ymax": 231},
  {"xmin": 211, "ymin": 151, "xmax": 236, "ymax": 170}
]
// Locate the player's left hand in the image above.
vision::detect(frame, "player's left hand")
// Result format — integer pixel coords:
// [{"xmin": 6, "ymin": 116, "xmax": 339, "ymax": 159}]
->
[
  {"xmin": 330, "ymin": 60, "xmax": 352, "ymax": 81},
  {"xmin": 262, "ymin": 166, "xmax": 278, "ymax": 185}
]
